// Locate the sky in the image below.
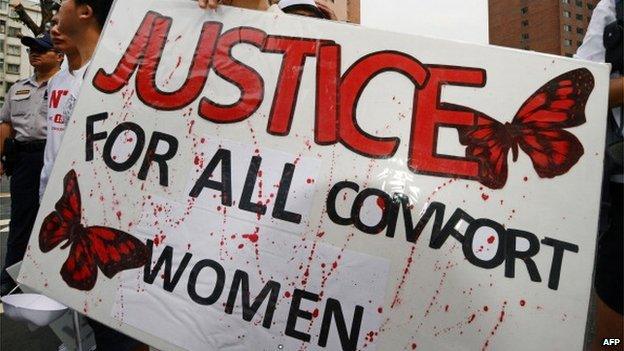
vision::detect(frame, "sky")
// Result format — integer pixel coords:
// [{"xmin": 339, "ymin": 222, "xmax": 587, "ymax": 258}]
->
[{"xmin": 360, "ymin": 0, "xmax": 489, "ymax": 44}]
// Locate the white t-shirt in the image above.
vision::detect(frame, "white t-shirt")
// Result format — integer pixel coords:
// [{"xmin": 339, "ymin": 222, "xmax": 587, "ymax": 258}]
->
[
  {"xmin": 574, "ymin": 0, "xmax": 622, "ymax": 127},
  {"xmin": 574, "ymin": 0, "xmax": 622, "ymax": 183},
  {"xmin": 39, "ymin": 62, "xmax": 90, "ymax": 200}
]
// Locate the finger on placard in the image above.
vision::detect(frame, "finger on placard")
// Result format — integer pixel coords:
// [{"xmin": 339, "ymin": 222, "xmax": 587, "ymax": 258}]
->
[{"xmin": 198, "ymin": 0, "xmax": 218, "ymax": 9}]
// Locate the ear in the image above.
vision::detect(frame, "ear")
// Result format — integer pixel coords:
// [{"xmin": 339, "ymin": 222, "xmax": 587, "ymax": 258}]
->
[{"xmin": 77, "ymin": 2, "xmax": 94, "ymax": 21}]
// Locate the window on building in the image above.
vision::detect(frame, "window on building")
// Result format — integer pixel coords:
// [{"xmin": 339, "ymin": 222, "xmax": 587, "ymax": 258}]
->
[
  {"xmin": 564, "ymin": 39, "xmax": 572, "ymax": 46},
  {"xmin": 562, "ymin": 0, "xmax": 569, "ymax": 3},
  {"xmin": 522, "ymin": 20, "xmax": 529, "ymax": 27},
  {"xmin": 576, "ymin": 14, "xmax": 583, "ymax": 20},
  {"xmin": 575, "ymin": 0, "xmax": 583, "ymax": 6},
  {"xmin": 6, "ymin": 44, "xmax": 20, "ymax": 56},
  {"xmin": 522, "ymin": 33, "xmax": 530, "ymax": 40},
  {"xmin": 587, "ymin": 3, "xmax": 595, "ymax": 10},
  {"xmin": 6, "ymin": 64, "xmax": 20, "ymax": 74},
  {"xmin": 0, "ymin": 20, "xmax": 6, "ymax": 34},
  {"xmin": 5, "ymin": 82, "xmax": 14, "ymax": 93},
  {"xmin": 0, "ymin": 57, "xmax": 4, "ymax": 67},
  {"xmin": 577, "ymin": 27, "xmax": 585, "ymax": 34},
  {"xmin": 0, "ymin": 39, "xmax": 4, "ymax": 49},
  {"xmin": 563, "ymin": 10, "xmax": 571, "ymax": 17},
  {"xmin": 8, "ymin": 26, "xmax": 21, "ymax": 37},
  {"xmin": 564, "ymin": 24, "xmax": 572, "ymax": 31},
  {"xmin": 521, "ymin": 7, "xmax": 528, "ymax": 14},
  {"xmin": 0, "ymin": 0, "xmax": 8, "ymax": 11},
  {"xmin": 8, "ymin": 9, "xmax": 19, "ymax": 19}
]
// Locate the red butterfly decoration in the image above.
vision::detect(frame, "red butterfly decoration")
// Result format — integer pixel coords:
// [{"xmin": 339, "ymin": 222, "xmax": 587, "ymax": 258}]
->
[
  {"xmin": 39, "ymin": 169, "xmax": 148, "ymax": 291},
  {"xmin": 458, "ymin": 68, "xmax": 594, "ymax": 189}
]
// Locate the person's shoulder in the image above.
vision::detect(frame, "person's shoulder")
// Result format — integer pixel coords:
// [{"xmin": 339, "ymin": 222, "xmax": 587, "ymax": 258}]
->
[
  {"xmin": 49, "ymin": 69, "xmax": 73, "ymax": 89},
  {"xmin": 12, "ymin": 77, "xmax": 32, "ymax": 88},
  {"xmin": 6, "ymin": 77, "xmax": 32, "ymax": 96},
  {"xmin": 594, "ymin": 0, "xmax": 617, "ymax": 15}
]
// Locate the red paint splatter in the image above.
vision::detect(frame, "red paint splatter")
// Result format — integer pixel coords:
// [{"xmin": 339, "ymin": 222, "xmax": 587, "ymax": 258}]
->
[
  {"xmin": 312, "ymin": 308, "xmax": 319, "ymax": 318},
  {"xmin": 482, "ymin": 301, "xmax": 508, "ymax": 351},
  {"xmin": 468, "ymin": 313, "xmax": 476, "ymax": 323},
  {"xmin": 523, "ymin": 176, "xmax": 528, "ymax": 182},
  {"xmin": 238, "ymin": 244, "xmax": 244, "ymax": 249},
  {"xmin": 376, "ymin": 196, "xmax": 386, "ymax": 211},
  {"xmin": 365, "ymin": 331, "xmax": 378, "ymax": 343},
  {"xmin": 487, "ymin": 235, "xmax": 495, "ymax": 244},
  {"xmin": 391, "ymin": 246, "xmax": 416, "ymax": 308},
  {"xmin": 377, "ymin": 307, "xmax": 383, "ymax": 313},
  {"xmin": 444, "ymin": 304, "xmax": 449, "ymax": 312},
  {"xmin": 116, "ymin": 211, "xmax": 122, "ymax": 220},
  {"xmin": 411, "ymin": 343, "xmax": 417, "ymax": 349},
  {"xmin": 519, "ymin": 300, "xmax": 526, "ymax": 307},
  {"xmin": 242, "ymin": 233, "xmax": 259, "ymax": 243},
  {"xmin": 483, "ymin": 306, "xmax": 489, "ymax": 312},
  {"xmin": 284, "ymin": 291, "xmax": 291, "ymax": 298},
  {"xmin": 481, "ymin": 193, "xmax": 490, "ymax": 201}
]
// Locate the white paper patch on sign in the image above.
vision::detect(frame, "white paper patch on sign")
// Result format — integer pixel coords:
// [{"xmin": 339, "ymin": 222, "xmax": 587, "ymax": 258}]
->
[
  {"xmin": 113, "ymin": 196, "xmax": 390, "ymax": 351},
  {"xmin": 185, "ymin": 136, "xmax": 321, "ymax": 235}
]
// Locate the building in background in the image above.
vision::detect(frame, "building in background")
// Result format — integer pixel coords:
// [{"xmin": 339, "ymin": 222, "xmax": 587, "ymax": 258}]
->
[
  {"xmin": 489, "ymin": 0, "xmax": 599, "ymax": 56},
  {"xmin": 0, "ymin": 0, "xmax": 41, "ymax": 107}
]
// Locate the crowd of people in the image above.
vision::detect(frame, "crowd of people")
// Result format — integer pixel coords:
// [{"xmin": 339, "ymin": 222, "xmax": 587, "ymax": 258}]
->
[{"xmin": 0, "ymin": 0, "xmax": 620, "ymax": 350}]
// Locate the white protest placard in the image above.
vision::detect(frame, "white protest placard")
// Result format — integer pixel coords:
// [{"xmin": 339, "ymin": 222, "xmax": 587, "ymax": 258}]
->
[{"xmin": 19, "ymin": 1, "xmax": 610, "ymax": 350}]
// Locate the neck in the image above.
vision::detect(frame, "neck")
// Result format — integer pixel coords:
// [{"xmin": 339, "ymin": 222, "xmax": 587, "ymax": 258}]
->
[
  {"xmin": 35, "ymin": 66, "xmax": 60, "ymax": 83},
  {"xmin": 76, "ymin": 27, "xmax": 101, "ymax": 64},
  {"xmin": 67, "ymin": 51, "xmax": 83, "ymax": 71}
]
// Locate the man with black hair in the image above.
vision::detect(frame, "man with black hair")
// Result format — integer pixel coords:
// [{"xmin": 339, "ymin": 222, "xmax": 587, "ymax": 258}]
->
[
  {"xmin": 39, "ymin": 13, "xmax": 84, "ymax": 201},
  {"xmin": 49, "ymin": 1, "xmax": 148, "ymax": 350}
]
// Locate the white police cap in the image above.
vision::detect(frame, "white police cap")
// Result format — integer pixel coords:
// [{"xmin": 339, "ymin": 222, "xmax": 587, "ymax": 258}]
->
[{"xmin": 278, "ymin": 0, "xmax": 318, "ymax": 10}]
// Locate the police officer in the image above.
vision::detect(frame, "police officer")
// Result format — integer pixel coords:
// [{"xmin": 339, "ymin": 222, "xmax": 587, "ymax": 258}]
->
[{"xmin": 0, "ymin": 32, "xmax": 63, "ymax": 295}]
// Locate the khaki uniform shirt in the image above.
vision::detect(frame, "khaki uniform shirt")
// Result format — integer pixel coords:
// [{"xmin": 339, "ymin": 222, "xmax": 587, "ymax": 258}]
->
[{"xmin": 0, "ymin": 76, "xmax": 48, "ymax": 142}]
